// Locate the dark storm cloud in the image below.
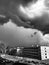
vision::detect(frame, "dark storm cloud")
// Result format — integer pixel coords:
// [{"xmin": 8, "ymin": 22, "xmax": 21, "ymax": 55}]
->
[
  {"xmin": 0, "ymin": 0, "xmax": 49, "ymax": 48},
  {"xmin": 0, "ymin": 0, "xmax": 34, "ymax": 28},
  {"xmin": 0, "ymin": 16, "xmax": 9, "ymax": 25},
  {"xmin": 0, "ymin": 0, "xmax": 49, "ymax": 34}
]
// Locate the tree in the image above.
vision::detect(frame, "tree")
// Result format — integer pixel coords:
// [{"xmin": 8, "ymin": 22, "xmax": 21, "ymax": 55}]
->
[{"xmin": 0, "ymin": 41, "xmax": 6, "ymax": 53}]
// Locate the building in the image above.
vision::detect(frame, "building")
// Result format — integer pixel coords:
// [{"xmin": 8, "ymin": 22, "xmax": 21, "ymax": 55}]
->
[
  {"xmin": 16, "ymin": 45, "xmax": 49, "ymax": 60},
  {"xmin": 5, "ymin": 45, "xmax": 49, "ymax": 60}
]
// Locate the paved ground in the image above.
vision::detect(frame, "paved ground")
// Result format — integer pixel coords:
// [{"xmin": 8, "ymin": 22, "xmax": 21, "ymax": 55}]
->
[{"xmin": 0, "ymin": 53, "xmax": 49, "ymax": 65}]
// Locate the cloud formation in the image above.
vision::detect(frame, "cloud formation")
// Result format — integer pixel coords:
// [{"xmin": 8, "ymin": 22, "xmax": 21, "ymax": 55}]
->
[
  {"xmin": 0, "ymin": 19, "xmax": 49, "ymax": 47},
  {"xmin": 19, "ymin": 0, "xmax": 46, "ymax": 19},
  {"xmin": 0, "ymin": 0, "xmax": 49, "ymax": 34},
  {"xmin": 0, "ymin": 0, "xmax": 49, "ymax": 47}
]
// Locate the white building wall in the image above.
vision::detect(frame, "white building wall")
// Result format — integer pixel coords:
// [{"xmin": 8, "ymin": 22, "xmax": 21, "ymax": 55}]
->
[{"xmin": 41, "ymin": 46, "xmax": 49, "ymax": 60}]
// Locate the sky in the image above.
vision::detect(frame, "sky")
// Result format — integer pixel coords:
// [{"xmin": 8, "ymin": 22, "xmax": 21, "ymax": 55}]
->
[
  {"xmin": 0, "ymin": 19, "xmax": 49, "ymax": 47},
  {"xmin": 0, "ymin": 0, "xmax": 49, "ymax": 47}
]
